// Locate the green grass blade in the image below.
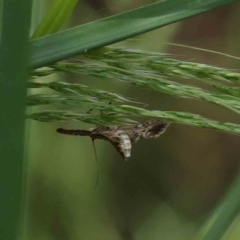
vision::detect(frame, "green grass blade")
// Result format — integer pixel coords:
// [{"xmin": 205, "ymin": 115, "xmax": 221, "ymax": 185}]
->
[
  {"xmin": 196, "ymin": 173, "xmax": 240, "ymax": 240},
  {"xmin": 32, "ymin": 0, "xmax": 78, "ymax": 38},
  {"xmin": 30, "ymin": 0, "xmax": 238, "ymax": 69},
  {"xmin": 0, "ymin": 0, "xmax": 32, "ymax": 239}
]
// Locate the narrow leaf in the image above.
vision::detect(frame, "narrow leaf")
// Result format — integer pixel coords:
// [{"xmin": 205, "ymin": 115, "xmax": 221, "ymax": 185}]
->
[
  {"xmin": 32, "ymin": 0, "xmax": 78, "ymax": 38},
  {"xmin": 0, "ymin": 0, "xmax": 32, "ymax": 239},
  {"xmin": 30, "ymin": 0, "xmax": 239, "ymax": 68}
]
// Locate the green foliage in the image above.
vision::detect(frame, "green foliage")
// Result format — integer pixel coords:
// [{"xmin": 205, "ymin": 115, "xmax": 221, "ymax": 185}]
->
[
  {"xmin": 26, "ymin": 1, "xmax": 240, "ymax": 240},
  {"xmin": 0, "ymin": 1, "xmax": 32, "ymax": 240},
  {"xmin": 30, "ymin": 0, "xmax": 239, "ymax": 69},
  {"xmin": 32, "ymin": 0, "xmax": 78, "ymax": 38}
]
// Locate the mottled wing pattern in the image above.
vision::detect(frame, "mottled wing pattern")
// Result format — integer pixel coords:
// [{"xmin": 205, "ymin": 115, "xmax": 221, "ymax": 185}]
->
[
  {"xmin": 120, "ymin": 119, "xmax": 169, "ymax": 143},
  {"xmin": 91, "ymin": 126, "xmax": 131, "ymax": 161},
  {"xmin": 140, "ymin": 119, "xmax": 169, "ymax": 138}
]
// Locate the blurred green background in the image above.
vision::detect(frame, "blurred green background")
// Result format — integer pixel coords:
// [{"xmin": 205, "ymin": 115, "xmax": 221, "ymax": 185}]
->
[{"xmin": 25, "ymin": 1, "xmax": 240, "ymax": 239}]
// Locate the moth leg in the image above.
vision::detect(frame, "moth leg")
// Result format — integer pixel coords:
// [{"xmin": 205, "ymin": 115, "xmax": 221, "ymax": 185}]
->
[{"xmin": 91, "ymin": 138, "xmax": 100, "ymax": 189}]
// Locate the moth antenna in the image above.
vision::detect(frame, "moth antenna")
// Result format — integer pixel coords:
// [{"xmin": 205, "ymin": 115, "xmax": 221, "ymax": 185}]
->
[{"xmin": 91, "ymin": 139, "xmax": 99, "ymax": 190}]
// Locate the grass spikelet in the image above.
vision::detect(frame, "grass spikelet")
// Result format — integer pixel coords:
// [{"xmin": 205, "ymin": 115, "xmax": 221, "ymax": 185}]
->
[{"xmin": 29, "ymin": 46, "xmax": 240, "ymax": 137}]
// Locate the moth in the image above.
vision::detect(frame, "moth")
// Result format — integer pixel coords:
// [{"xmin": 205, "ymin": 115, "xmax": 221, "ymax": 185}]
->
[{"xmin": 57, "ymin": 119, "xmax": 169, "ymax": 161}]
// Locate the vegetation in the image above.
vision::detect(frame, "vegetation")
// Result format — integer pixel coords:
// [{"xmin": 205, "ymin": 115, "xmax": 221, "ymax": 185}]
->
[{"xmin": 1, "ymin": 0, "xmax": 240, "ymax": 240}]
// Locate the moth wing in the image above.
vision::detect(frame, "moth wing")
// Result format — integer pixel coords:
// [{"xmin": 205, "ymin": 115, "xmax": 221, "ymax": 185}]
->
[
  {"xmin": 92, "ymin": 130, "xmax": 131, "ymax": 161},
  {"xmin": 120, "ymin": 119, "xmax": 169, "ymax": 141},
  {"xmin": 118, "ymin": 125, "xmax": 143, "ymax": 143},
  {"xmin": 139, "ymin": 119, "xmax": 169, "ymax": 139}
]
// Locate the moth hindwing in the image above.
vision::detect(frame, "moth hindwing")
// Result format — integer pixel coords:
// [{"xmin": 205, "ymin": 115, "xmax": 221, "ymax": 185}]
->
[{"xmin": 57, "ymin": 119, "xmax": 169, "ymax": 160}]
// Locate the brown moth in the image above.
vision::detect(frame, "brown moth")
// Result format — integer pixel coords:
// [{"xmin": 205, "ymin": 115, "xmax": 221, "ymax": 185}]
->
[{"xmin": 57, "ymin": 119, "xmax": 169, "ymax": 161}]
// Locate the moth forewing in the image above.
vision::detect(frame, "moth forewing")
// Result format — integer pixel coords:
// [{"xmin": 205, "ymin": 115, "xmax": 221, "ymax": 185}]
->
[
  {"xmin": 92, "ymin": 129, "xmax": 132, "ymax": 161},
  {"xmin": 141, "ymin": 119, "xmax": 169, "ymax": 139},
  {"xmin": 120, "ymin": 119, "xmax": 169, "ymax": 143},
  {"xmin": 113, "ymin": 130, "xmax": 131, "ymax": 161}
]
